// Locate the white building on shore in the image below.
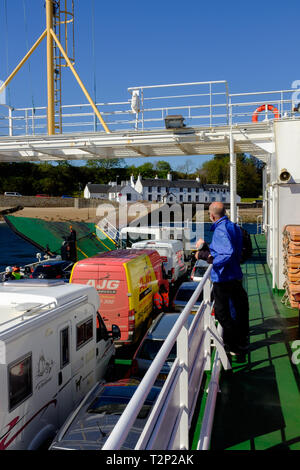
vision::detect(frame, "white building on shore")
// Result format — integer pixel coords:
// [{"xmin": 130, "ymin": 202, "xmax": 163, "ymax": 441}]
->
[
  {"xmin": 131, "ymin": 173, "xmax": 240, "ymax": 204},
  {"xmin": 83, "ymin": 174, "xmax": 240, "ymax": 204}
]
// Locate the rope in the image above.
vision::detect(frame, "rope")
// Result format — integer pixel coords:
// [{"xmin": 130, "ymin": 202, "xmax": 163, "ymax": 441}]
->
[
  {"xmin": 22, "ymin": 0, "xmax": 35, "ymax": 112},
  {"xmin": 4, "ymin": 0, "xmax": 11, "ymax": 106}
]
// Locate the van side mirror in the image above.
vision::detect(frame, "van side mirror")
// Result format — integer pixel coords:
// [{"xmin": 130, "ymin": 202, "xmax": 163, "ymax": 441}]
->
[{"xmin": 110, "ymin": 324, "xmax": 121, "ymax": 341}]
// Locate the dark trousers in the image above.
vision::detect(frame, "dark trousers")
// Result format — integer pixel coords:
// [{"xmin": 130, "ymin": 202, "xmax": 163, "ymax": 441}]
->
[{"xmin": 213, "ymin": 279, "xmax": 249, "ymax": 349}]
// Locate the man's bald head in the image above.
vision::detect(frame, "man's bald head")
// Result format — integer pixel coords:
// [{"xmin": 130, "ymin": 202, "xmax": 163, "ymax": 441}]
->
[{"xmin": 209, "ymin": 202, "xmax": 226, "ymax": 221}]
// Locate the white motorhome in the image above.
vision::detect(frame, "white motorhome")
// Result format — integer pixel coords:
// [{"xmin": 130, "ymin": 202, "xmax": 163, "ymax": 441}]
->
[
  {"xmin": 130, "ymin": 239, "xmax": 187, "ymax": 285},
  {"xmin": 0, "ymin": 279, "xmax": 119, "ymax": 450}
]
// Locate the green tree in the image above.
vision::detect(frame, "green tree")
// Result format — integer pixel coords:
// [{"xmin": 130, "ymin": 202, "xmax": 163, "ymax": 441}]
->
[
  {"xmin": 86, "ymin": 158, "xmax": 124, "ymax": 170},
  {"xmin": 198, "ymin": 154, "xmax": 262, "ymax": 198},
  {"xmin": 154, "ymin": 160, "xmax": 172, "ymax": 178}
]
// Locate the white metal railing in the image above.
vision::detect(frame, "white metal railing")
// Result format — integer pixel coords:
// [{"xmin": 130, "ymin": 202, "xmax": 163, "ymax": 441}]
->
[
  {"xmin": 102, "ymin": 265, "xmax": 231, "ymax": 450},
  {"xmin": 96, "ymin": 217, "xmax": 122, "ymax": 247},
  {"xmin": 257, "ymin": 214, "xmax": 263, "ymax": 234},
  {"xmin": 0, "ymin": 82, "xmax": 297, "ymax": 137}
]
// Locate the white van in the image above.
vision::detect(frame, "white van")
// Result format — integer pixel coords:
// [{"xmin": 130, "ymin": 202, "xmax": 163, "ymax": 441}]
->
[
  {"xmin": 130, "ymin": 239, "xmax": 187, "ymax": 284},
  {"xmin": 4, "ymin": 192, "xmax": 22, "ymax": 197},
  {"xmin": 0, "ymin": 279, "xmax": 119, "ymax": 450}
]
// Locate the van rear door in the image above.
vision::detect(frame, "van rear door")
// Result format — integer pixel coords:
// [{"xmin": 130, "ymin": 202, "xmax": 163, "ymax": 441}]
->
[{"xmin": 95, "ymin": 265, "xmax": 129, "ymax": 343}]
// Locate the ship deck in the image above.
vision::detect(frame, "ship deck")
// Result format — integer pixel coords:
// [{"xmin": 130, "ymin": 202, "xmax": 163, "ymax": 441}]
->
[{"xmin": 191, "ymin": 233, "xmax": 300, "ymax": 450}]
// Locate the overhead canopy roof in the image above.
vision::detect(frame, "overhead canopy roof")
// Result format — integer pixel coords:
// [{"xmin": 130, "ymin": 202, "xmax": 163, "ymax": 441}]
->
[{"xmin": 0, "ymin": 122, "xmax": 274, "ymax": 163}]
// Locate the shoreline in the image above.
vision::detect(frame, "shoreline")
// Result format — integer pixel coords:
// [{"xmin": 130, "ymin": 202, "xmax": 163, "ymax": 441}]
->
[{"xmin": 0, "ymin": 206, "xmax": 262, "ymax": 224}]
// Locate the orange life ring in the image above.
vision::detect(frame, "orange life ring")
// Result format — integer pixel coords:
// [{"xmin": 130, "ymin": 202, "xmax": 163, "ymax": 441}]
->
[{"xmin": 252, "ymin": 104, "xmax": 280, "ymax": 122}]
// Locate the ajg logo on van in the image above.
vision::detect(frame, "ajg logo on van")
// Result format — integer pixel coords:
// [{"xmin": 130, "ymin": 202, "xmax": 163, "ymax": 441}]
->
[
  {"xmin": 139, "ymin": 270, "xmax": 152, "ymax": 292},
  {"xmin": 87, "ymin": 279, "xmax": 120, "ymax": 294}
]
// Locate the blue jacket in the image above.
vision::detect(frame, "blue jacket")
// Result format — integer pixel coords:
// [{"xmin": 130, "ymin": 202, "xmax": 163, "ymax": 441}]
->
[{"xmin": 209, "ymin": 216, "xmax": 243, "ymax": 283}]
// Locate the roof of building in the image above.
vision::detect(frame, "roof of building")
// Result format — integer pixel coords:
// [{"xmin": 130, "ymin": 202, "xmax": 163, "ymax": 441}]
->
[
  {"xmin": 86, "ymin": 184, "xmax": 110, "ymax": 193},
  {"xmin": 107, "ymin": 185, "xmax": 125, "ymax": 193},
  {"xmin": 138, "ymin": 178, "xmax": 229, "ymax": 190}
]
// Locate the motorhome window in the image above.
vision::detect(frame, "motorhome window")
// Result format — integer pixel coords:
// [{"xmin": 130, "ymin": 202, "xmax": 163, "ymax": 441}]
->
[
  {"xmin": 60, "ymin": 327, "xmax": 70, "ymax": 368},
  {"xmin": 8, "ymin": 353, "xmax": 32, "ymax": 411},
  {"xmin": 76, "ymin": 317, "xmax": 93, "ymax": 349},
  {"xmin": 96, "ymin": 313, "xmax": 109, "ymax": 342}
]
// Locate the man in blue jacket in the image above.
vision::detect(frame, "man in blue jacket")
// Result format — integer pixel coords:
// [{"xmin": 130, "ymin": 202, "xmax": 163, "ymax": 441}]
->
[{"xmin": 196, "ymin": 202, "xmax": 249, "ymax": 355}]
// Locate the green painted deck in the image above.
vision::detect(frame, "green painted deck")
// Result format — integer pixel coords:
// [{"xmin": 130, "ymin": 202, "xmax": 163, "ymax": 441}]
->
[{"xmin": 191, "ymin": 234, "xmax": 300, "ymax": 450}]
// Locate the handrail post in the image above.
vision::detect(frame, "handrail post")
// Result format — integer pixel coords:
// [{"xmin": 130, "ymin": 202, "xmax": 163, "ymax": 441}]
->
[
  {"xmin": 8, "ymin": 107, "xmax": 13, "ymax": 136},
  {"xmin": 229, "ymin": 128, "xmax": 237, "ymax": 223},
  {"xmin": 177, "ymin": 320, "xmax": 189, "ymax": 449}
]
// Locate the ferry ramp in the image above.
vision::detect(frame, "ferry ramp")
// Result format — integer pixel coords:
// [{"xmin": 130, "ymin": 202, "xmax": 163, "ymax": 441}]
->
[{"xmin": 4, "ymin": 215, "xmax": 117, "ymax": 260}]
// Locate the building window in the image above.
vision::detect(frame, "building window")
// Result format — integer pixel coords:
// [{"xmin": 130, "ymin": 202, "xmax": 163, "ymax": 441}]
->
[
  {"xmin": 127, "ymin": 194, "xmax": 132, "ymax": 201},
  {"xmin": 148, "ymin": 194, "xmax": 152, "ymax": 201},
  {"xmin": 76, "ymin": 317, "xmax": 93, "ymax": 350},
  {"xmin": 8, "ymin": 353, "xmax": 32, "ymax": 411},
  {"xmin": 195, "ymin": 195, "xmax": 199, "ymax": 202},
  {"xmin": 157, "ymin": 195, "xmax": 161, "ymax": 201},
  {"xmin": 148, "ymin": 187, "xmax": 152, "ymax": 193},
  {"xmin": 188, "ymin": 195, "xmax": 191, "ymax": 202},
  {"xmin": 157, "ymin": 187, "xmax": 161, "ymax": 193},
  {"xmin": 179, "ymin": 195, "xmax": 183, "ymax": 202},
  {"xmin": 188, "ymin": 188, "xmax": 191, "ymax": 193}
]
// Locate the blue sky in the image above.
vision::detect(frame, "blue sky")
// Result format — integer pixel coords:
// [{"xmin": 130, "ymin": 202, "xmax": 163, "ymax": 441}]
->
[{"xmin": 0, "ymin": 0, "xmax": 299, "ymax": 170}]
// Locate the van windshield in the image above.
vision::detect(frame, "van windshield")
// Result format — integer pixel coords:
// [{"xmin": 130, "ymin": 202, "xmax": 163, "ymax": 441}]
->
[{"xmin": 194, "ymin": 266, "xmax": 208, "ymax": 278}]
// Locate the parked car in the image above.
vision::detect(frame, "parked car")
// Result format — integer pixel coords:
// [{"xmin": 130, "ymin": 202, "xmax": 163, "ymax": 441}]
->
[
  {"xmin": 49, "ymin": 378, "xmax": 161, "ymax": 450},
  {"xmin": 30, "ymin": 260, "xmax": 74, "ymax": 280},
  {"xmin": 4, "ymin": 191, "xmax": 22, "ymax": 197},
  {"xmin": 35, "ymin": 194, "xmax": 50, "ymax": 197},
  {"xmin": 190, "ymin": 260, "xmax": 209, "ymax": 282},
  {"xmin": 61, "ymin": 195, "xmax": 73, "ymax": 198},
  {"xmin": 172, "ymin": 281, "xmax": 203, "ymax": 313},
  {"xmin": 131, "ymin": 312, "xmax": 195, "ymax": 381}
]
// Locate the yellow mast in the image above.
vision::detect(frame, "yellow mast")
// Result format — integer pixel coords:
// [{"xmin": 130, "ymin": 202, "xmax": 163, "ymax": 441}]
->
[
  {"xmin": 46, "ymin": 0, "xmax": 55, "ymax": 135},
  {"xmin": 0, "ymin": 0, "xmax": 110, "ymax": 135}
]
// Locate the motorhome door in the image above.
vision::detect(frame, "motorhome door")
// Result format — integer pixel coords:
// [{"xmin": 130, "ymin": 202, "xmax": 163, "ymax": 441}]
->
[{"xmin": 57, "ymin": 321, "xmax": 73, "ymax": 425}]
